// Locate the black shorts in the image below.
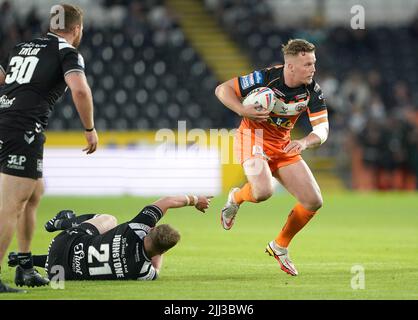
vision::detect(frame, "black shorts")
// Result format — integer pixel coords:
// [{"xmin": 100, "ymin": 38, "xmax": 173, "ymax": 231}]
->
[
  {"xmin": 0, "ymin": 130, "xmax": 45, "ymax": 179},
  {"xmin": 45, "ymin": 223, "xmax": 100, "ymax": 280}
]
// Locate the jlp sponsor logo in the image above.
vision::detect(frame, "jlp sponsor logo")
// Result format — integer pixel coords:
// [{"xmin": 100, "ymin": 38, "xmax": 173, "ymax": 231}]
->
[
  {"xmin": 7, "ymin": 155, "xmax": 26, "ymax": 170},
  {"xmin": 0, "ymin": 95, "xmax": 16, "ymax": 108}
]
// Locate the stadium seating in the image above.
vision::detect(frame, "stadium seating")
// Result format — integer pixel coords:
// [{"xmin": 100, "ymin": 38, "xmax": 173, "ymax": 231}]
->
[{"xmin": 0, "ymin": 0, "xmax": 417, "ymax": 188}]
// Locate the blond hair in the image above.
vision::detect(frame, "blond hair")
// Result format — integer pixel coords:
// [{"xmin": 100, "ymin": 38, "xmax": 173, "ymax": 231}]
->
[
  {"xmin": 148, "ymin": 224, "xmax": 181, "ymax": 253},
  {"xmin": 282, "ymin": 39, "xmax": 315, "ymax": 57}
]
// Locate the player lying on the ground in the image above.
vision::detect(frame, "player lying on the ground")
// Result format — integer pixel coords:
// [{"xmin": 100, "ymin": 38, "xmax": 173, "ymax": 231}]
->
[{"xmin": 8, "ymin": 195, "xmax": 212, "ymax": 281}]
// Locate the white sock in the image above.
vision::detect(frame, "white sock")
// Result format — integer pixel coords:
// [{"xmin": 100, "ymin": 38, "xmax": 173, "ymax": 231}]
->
[{"xmin": 271, "ymin": 240, "xmax": 287, "ymax": 253}]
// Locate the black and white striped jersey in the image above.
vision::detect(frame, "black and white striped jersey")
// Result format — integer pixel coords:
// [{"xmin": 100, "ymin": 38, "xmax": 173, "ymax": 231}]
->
[
  {"xmin": 67, "ymin": 205, "xmax": 163, "ymax": 281},
  {"xmin": 0, "ymin": 32, "xmax": 84, "ymax": 132}
]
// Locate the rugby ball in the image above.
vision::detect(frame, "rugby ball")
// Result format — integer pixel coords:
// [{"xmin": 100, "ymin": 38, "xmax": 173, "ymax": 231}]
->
[{"xmin": 242, "ymin": 87, "xmax": 276, "ymax": 112}]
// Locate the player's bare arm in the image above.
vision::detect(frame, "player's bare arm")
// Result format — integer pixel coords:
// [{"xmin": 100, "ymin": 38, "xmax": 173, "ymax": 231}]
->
[
  {"xmin": 215, "ymin": 79, "xmax": 270, "ymax": 122},
  {"xmin": 0, "ymin": 70, "xmax": 5, "ymax": 85},
  {"xmin": 153, "ymin": 195, "xmax": 213, "ymax": 214},
  {"xmin": 284, "ymin": 132, "xmax": 322, "ymax": 154},
  {"xmin": 65, "ymin": 71, "xmax": 98, "ymax": 154}
]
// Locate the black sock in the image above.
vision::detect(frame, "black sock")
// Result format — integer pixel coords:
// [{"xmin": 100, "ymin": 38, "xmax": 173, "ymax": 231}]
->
[
  {"xmin": 18, "ymin": 252, "xmax": 33, "ymax": 270},
  {"xmin": 32, "ymin": 255, "xmax": 48, "ymax": 268},
  {"xmin": 56, "ymin": 214, "xmax": 98, "ymax": 230}
]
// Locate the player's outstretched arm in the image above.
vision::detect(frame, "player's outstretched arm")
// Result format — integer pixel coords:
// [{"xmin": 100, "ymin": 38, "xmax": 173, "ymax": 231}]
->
[
  {"xmin": 152, "ymin": 195, "xmax": 213, "ymax": 215},
  {"xmin": 65, "ymin": 72, "xmax": 98, "ymax": 154}
]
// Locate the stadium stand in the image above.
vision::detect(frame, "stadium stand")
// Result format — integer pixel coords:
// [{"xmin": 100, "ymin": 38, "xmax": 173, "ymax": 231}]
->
[
  {"xmin": 0, "ymin": 0, "xmax": 231, "ymax": 131},
  {"xmin": 1, "ymin": 0, "xmax": 417, "ymax": 189},
  {"xmin": 203, "ymin": 0, "xmax": 418, "ymax": 189}
]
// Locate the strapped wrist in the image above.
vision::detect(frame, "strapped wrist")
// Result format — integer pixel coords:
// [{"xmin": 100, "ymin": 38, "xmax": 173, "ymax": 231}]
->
[{"xmin": 85, "ymin": 127, "xmax": 95, "ymax": 132}]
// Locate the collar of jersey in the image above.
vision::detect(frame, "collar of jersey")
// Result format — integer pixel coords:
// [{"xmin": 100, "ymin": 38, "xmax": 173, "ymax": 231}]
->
[{"xmin": 47, "ymin": 31, "xmax": 68, "ymax": 43}]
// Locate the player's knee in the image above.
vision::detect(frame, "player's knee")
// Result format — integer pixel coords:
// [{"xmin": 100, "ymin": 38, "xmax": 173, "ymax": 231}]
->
[
  {"xmin": 305, "ymin": 195, "xmax": 323, "ymax": 212},
  {"xmin": 253, "ymin": 187, "xmax": 273, "ymax": 202},
  {"xmin": 104, "ymin": 214, "xmax": 118, "ymax": 227}
]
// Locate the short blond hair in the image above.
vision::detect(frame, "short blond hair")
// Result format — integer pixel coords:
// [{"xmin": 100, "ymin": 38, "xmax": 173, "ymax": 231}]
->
[
  {"xmin": 50, "ymin": 4, "xmax": 83, "ymax": 33},
  {"xmin": 282, "ymin": 39, "xmax": 315, "ymax": 57},
  {"xmin": 148, "ymin": 224, "xmax": 180, "ymax": 253}
]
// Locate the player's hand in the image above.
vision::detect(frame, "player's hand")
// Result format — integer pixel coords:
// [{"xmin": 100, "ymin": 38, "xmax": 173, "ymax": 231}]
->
[
  {"xmin": 241, "ymin": 104, "xmax": 270, "ymax": 122},
  {"xmin": 284, "ymin": 139, "xmax": 307, "ymax": 154},
  {"xmin": 83, "ymin": 129, "xmax": 98, "ymax": 154},
  {"xmin": 195, "ymin": 195, "xmax": 213, "ymax": 213}
]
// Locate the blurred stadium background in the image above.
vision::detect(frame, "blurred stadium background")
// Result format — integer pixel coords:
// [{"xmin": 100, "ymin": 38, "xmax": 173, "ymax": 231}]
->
[{"xmin": 1, "ymin": 0, "xmax": 417, "ymax": 196}]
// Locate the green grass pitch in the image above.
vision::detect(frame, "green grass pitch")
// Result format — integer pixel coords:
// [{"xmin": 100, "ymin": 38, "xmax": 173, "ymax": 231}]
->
[{"xmin": 1, "ymin": 192, "xmax": 417, "ymax": 300}]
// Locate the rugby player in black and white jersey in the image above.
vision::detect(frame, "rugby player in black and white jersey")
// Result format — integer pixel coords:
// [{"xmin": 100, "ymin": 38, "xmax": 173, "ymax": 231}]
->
[
  {"xmin": 8, "ymin": 195, "xmax": 212, "ymax": 281},
  {"xmin": 0, "ymin": 4, "xmax": 98, "ymax": 293}
]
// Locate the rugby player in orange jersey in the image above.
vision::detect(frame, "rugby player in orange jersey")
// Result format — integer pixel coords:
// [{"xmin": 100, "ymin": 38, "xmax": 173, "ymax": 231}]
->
[{"xmin": 215, "ymin": 39, "xmax": 329, "ymax": 276}]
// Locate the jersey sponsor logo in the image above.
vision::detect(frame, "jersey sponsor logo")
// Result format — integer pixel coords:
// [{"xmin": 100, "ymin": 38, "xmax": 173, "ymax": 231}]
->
[
  {"xmin": 280, "ymin": 105, "xmax": 289, "ymax": 114},
  {"xmin": 0, "ymin": 95, "xmax": 16, "ymax": 109},
  {"xmin": 240, "ymin": 71, "xmax": 264, "ymax": 90},
  {"xmin": 21, "ymin": 42, "xmax": 47, "ymax": 48},
  {"xmin": 273, "ymin": 98, "xmax": 310, "ymax": 116},
  {"xmin": 7, "ymin": 155, "xmax": 26, "ymax": 170},
  {"xmin": 72, "ymin": 243, "xmax": 85, "ymax": 275},
  {"xmin": 142, "ymin": 208, "xmax": 159, "ymax": 221},
  {"xmin": 253, "ymin": 71, "xmax": 264, "ymax": 84},
  {"xmin": 240, "ymin": 73, "xmax": 254, "ymax": 89},
  {"xmin": 295, "ymin": 103, "xmax": 308, "ymax": 112},
  {"xmin": 275, "ymin": 117, "xmax": 293, "ymax": 129}
]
